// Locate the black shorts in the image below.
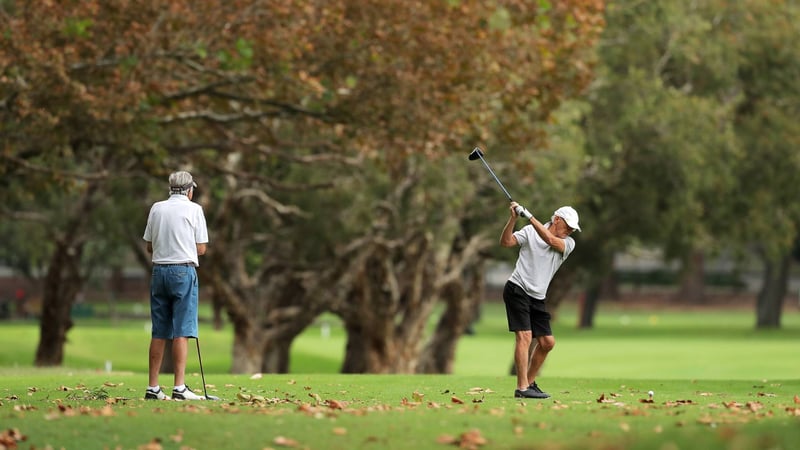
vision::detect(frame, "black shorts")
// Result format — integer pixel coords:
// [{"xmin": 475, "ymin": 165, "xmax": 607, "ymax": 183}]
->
[{"xmin": 503, "ymin": 281, "xmax": 552, "ymax": 336}]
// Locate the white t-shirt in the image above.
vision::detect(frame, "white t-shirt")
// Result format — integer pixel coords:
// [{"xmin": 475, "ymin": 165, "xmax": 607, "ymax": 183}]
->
[
  {"xmin": 508, "ymin": 223, "xmax": 575, "ymax": 300},
  {"xmin": 143, "ymin": 194, "xmax": 209, "ymax": 267}
]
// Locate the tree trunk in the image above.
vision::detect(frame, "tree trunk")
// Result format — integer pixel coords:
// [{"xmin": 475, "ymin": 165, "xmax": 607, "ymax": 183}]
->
[
  {"xmin": 160, "ymin": 340, "xmax": 174, "ymax": 374},
  {"xmin": 578, "ymin": 283, "xmax": 600, "ymax": 328},
  {"xmin": 230, "ymin": 325, "xmax": 268, "ymax": 374},
  {"xmin": 755, "ymin": 253, "xmax": 789, "ymax": 328},
  {"xmin": 34, "ymin": 240, "xmax": 83, "ymax": 366},
  {"xmin": 416, "ymin": 260, "xmax": 484, "ymax": 374},
  {"xmin": 676, "ymin": 250, "xmax": 706, "ymax": 304},
  {"xmin": 34, "ymin": 183, "xmax": 98, "ymax": 366},
  {"xmin": 262, "ymin": 337, "xmax": 292, "ymax": 373}
]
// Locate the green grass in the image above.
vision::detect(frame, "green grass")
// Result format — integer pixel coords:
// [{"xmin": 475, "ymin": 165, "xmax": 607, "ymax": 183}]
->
[
  {"xmin": 5, "ymin": 302, "xmax": 799, "ymax": 379},
  {"xmin": 1, "ymin": 302, "xmax": 799, "ymax": 449},
  {"xmin": 1, "ymin": 373, "xmax": 798, "ymax": 449}
]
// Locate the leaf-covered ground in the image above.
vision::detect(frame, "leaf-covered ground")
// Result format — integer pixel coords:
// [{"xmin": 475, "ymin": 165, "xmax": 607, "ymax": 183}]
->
[{"xmin": 1, "ymin": 373, "xmax": 798, "ymax": 450}]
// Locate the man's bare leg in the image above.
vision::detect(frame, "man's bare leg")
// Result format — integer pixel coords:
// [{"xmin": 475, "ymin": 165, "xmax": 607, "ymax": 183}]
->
[
  {"xmin": 513, "ymin": 331, "xmax": 533, "ymax": 389},
  {"xmin": 172, "ymin": 337, "xmax": 188, "ymax": 387},
  {"xmin": 527, "ymin": 335, "xmax": 555, "ymax": 385},
  {"xmin": 148, "ymin": 338, "xmax": 166, "ymax": 387}
]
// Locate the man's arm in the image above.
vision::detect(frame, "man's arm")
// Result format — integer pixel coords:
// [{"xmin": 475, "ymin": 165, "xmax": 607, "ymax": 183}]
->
[
  {"xmin": 197, "ymin": 243, "xmax": 207, "ymax": 256},
  {"xmin": 146, "ymin": 242, "xmax": 153, "ymax": 254},
  {"xmin": 527, "ymin": 215, "xmax": 566, "ymax": 253},
  {"xmin": 500, "ymin": 203, "xmax": 520, "ymax": 247},
  {"xmin": 505, "ymin": 202, "xmax": 567, "ymax": 253}
]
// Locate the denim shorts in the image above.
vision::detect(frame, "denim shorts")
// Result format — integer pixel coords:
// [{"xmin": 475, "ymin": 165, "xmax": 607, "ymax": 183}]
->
[
  {"xmin": 503, "ymin": 281, "xmax": 552, "ymax": 336},
  {"xmin": 150, "ymin": 264, "xmax": 199, "ymax": 339}
]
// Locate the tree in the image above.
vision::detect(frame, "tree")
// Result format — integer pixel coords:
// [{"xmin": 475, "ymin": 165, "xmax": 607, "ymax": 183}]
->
[
  {"xmin": 1, "ymin": 0, "xmax": 177, "ymax": 364},
  {"xmin": 571, "ymin": 0, "xmax": 744, "ymax": 325},
  {"xmin": 2, "ymin": 0, "xmax": 605, "ymax": 372},
  {"xmin": 727, "ymin": 0, "xmax": 800, "ymax": 328}
]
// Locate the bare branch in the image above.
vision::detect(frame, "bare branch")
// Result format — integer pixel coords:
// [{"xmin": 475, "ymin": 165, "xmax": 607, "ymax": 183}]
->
[
  {"xmin": 0, "ymin": 209, "xmax": 50, "ymax": 222},
  {"xmin": 232, "ymin": 188, "xmax": 309, "ymax": 217},
  {"xmin": 1, "ymin": 153, "xmax": 111, "ymax": 181}
]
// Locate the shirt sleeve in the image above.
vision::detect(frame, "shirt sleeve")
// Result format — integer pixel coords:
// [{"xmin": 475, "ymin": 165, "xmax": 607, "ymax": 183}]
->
[
  {"xmin": 195, "ymin": 206, "xmax": 209, "ymax": 244},
  {"xmin": 143, "ymin": 207, "xmax": 154, "ymax": 242},
  {"xmin": 562, "ymin": 236, "xmax": 576, "ymax": 259},
  {"xmin": 513, "ymin": 225, "xmax": 531, "ymax": 246}
]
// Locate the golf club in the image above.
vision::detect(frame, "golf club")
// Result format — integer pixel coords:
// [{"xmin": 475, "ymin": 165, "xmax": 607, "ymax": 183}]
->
[
  {"xmin": 195, "ymin": 337, "xmax": 220, "ymax": 401},
  {"xmin": 467, "ymin": 147, "xmax": 532, "ymax": 219}
]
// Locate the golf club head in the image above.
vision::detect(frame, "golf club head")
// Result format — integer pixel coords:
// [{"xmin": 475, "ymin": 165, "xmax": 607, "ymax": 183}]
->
[
  {"xmin": 468, "ymin": 147, "xmax": 484, "ymax": 161},
  {"xmin": 205, "ymin": 394, "xmax": 221, "ymax": 401}
]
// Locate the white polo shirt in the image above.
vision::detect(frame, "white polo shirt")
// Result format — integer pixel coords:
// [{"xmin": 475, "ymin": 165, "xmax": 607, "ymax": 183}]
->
[
  {"xmin": 508, "ymin": 222, "xmax": 575, "ymax": 300},
  {"xmin": 143, "ymin": 194, "xmax": 209, "ymax": 267}
]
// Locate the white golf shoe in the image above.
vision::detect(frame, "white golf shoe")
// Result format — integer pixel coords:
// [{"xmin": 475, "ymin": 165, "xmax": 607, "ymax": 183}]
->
[{"xmin": 172, "ymin": 385, "xmax": 206, "ymax": 400}]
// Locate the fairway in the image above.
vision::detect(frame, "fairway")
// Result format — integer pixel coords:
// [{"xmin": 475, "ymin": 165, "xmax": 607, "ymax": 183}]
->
[
  {"xmin": 1, "ymin": 302, "xmax": 799, "ymax": 380},
  {"xmin": 0, "ymin": 372, "xmax": 798, "ymax": 450},
  {"xmin": 1, "ymin": 302, "xmax": 799, "ymax": 449}
]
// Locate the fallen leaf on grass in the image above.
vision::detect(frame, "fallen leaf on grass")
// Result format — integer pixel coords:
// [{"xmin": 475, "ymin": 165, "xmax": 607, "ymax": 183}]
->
[
  {"xmin": 412, "ymin": 391, "xmax": 425, "ymax": 402},
  {"xmin": 13, "ymin": 404, "xmax": 37, "ymax": 412},
  {"xmin": 746, "ymin": 401, "xmax": 763, "ymax": 412},
  {"xmin": 665, "ymin": 400, "xmax": 695, "ymax": 407},
  {"xmin": 437, "ymin": 429, "xmax": 487, "ymax": 449},
  {"xmin": 785, "ymin": 407, "xmax": 800, "ymax": 416},
  {"xmin": 0, "ymin": 428, "xmax": 27, "ymax": 448},
  {"xmin": 138, "ymin": 437, "xmax": 163, "ymax": 450},
  {"xmin": 466, "ymin": 387, "xmax": 494, "ymax": 395},
  {"xmin": 332, "ymin": 427, "xmax": 347, "ymax": 436},
  {"xmin": 273, "ymin": 436, "xmax": 300, "ymax": 447},
  {"xmin": 170, "ymin": 429, "xmax": 184, "ymax": 443},
  {"xmin": 794, "ymin": 395, "xmax": 799, "ymax": 404},
  {"xmin": 451, "ymin": 396, "xmax": 464, "ymax": 404},
  {"xmin": 326, "ymin": 399, "xmax": 346, "ymax": 410}
]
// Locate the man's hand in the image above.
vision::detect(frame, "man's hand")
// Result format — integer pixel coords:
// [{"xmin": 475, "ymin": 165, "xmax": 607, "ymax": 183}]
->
[{"xmin": 514, "ymin": 205, "xmax": 533, "ymax": 219}]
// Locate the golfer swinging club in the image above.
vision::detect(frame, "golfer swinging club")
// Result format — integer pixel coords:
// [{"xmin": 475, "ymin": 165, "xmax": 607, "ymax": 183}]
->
[
  {"xmin": 143, "ymin": 171, "xmax": 209, "ymax": 400},
  {"xmin": 500, "ymin": 202, "xmax": 580, "ymax": 399}
]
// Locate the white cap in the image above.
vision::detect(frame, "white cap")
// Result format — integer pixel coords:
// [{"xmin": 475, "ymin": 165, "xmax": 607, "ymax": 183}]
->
[{"xmin": 553, "ymin": 206, "xmax": 581, "ymax": 232}]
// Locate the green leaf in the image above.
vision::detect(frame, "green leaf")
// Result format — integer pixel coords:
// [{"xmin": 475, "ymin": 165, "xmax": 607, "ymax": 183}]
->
[{"xmin": 488, "ymin": 7, "xmax": 511, "ymax": 31}]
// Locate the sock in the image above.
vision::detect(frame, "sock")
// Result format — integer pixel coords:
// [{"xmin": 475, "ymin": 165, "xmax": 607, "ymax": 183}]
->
[
  {"xmin": 147, "ymin": 385, "xmax": 160, "ymax": 392},
  {"xmin": 174, "ymin": 384, "xmax": 186, "ymax": 391}
]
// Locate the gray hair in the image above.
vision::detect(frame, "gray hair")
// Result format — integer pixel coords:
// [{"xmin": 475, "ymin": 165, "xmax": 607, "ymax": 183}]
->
[{"xmin": 169, "ymin": 171, "xmax": 197, "ymax": 195}]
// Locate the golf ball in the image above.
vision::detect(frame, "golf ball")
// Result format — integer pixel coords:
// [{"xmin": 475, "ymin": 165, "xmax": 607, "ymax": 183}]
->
[{"xmin": 648, "ymin": 390, "xmax": 654, "ymax": 396}]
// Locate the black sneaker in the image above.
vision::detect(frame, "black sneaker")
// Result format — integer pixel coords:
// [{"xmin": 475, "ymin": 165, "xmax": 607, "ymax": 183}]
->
[
  {"xmin": 172, "ymin": 385, "xmax": 205, "ymax": 400},
  {"xmin": 527, "ymin": 382, "xmax": 551, "ymax": 398},
  {"xmin": 514, "ymin": 388, "xmax": 550, "ymax": 399},
  {"xmin": 144, "ymin": 387, "xmax": 169, "ymax": 400}
]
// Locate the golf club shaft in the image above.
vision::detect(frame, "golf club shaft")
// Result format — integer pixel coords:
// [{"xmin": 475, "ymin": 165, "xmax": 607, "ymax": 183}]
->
[
  {"xmin": 476, "ymin": 153, "xmax": 513, "ymax": 201},
  {"xmin": 195, "ymin": 337, "xmax": 209, "ymax": 399}
]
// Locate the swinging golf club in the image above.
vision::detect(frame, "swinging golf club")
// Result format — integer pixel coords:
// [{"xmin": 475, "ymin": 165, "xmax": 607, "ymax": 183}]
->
[
  {"xmin": 195, "ymin": 338, "xmax": 220, "ymax": 400},
  {"xmin": 467, "ymin": 147, "xmax": 532, "ymax": 218}
]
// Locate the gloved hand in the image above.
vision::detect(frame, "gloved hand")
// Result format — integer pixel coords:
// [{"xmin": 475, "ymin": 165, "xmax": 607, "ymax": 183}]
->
[{"xmin": 515, "ymin": 205, "xmax": 533, "ymax": 219}]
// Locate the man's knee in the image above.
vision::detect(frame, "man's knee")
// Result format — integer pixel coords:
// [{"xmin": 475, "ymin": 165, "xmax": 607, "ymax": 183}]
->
[
  {"xmin": 515, "ymin": 330, "xmax": 533, "ymax": 346},
  {"xmin": 537, "ymin": 336, "xmax": 555, "ymax": 352}
]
